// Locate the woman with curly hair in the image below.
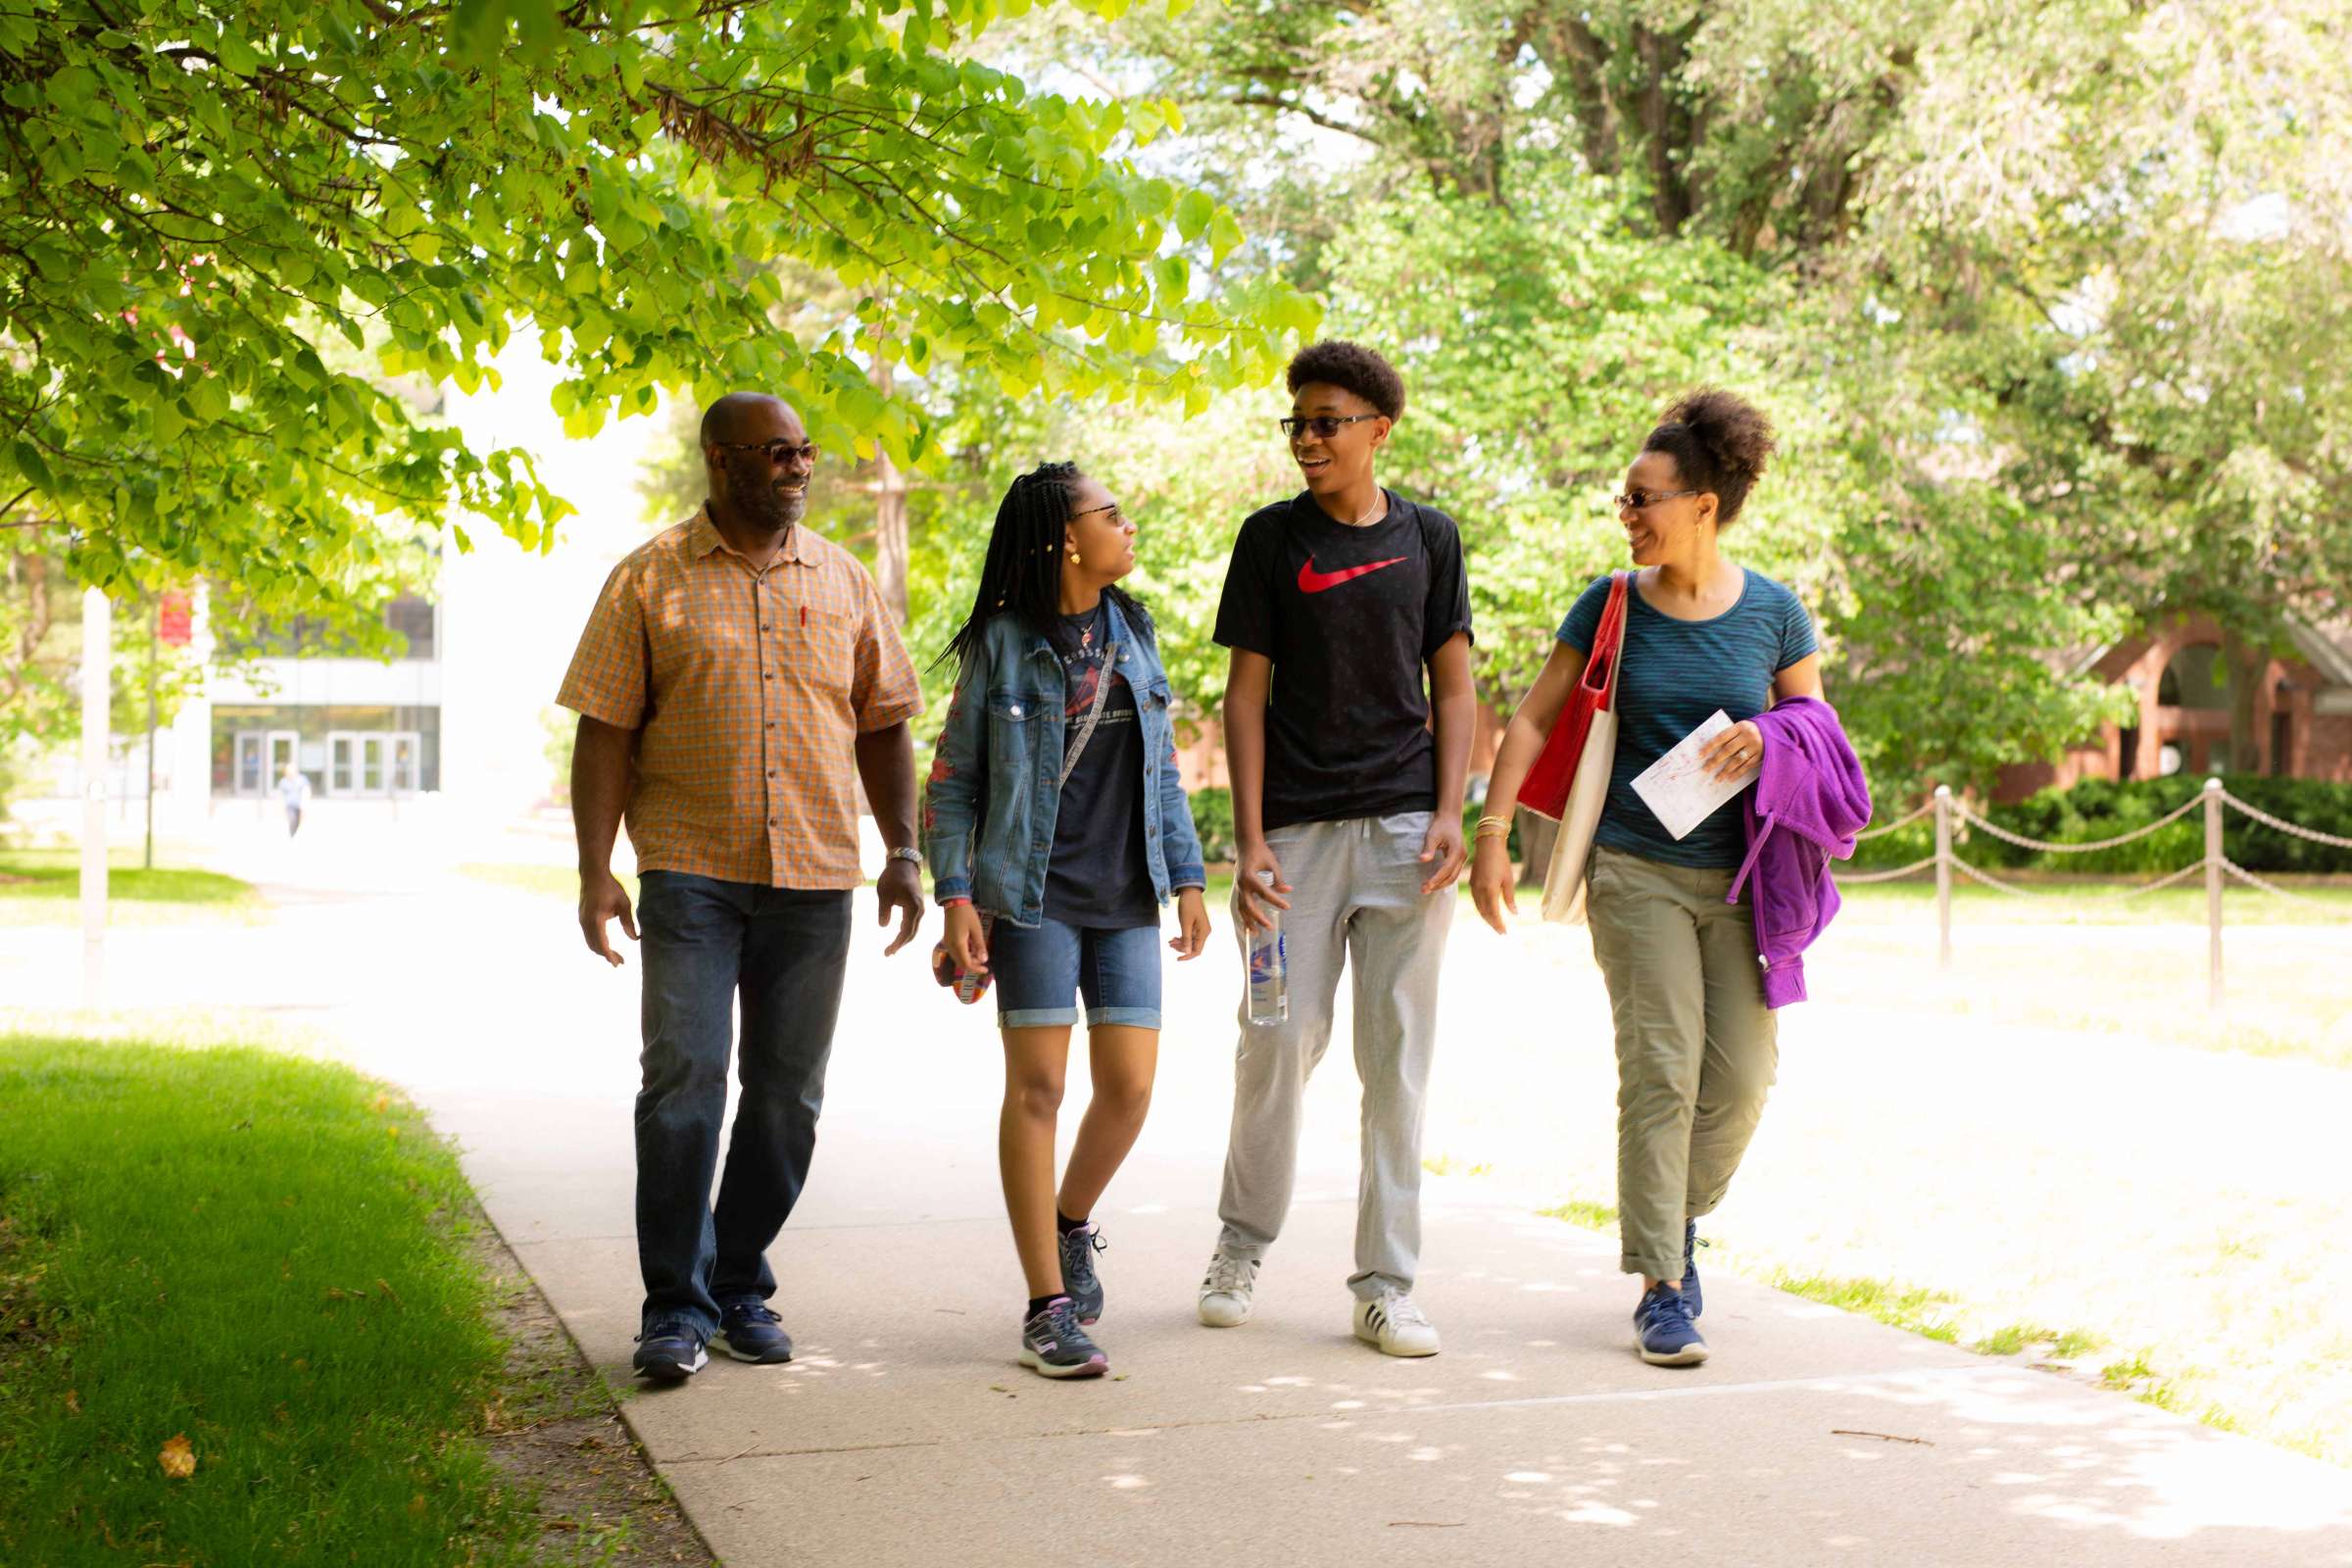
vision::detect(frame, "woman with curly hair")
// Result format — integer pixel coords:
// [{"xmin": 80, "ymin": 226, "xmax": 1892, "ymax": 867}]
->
[{"xmin": 1470, "ymin": 390, "xmax": 1838, "ymax": 1368}]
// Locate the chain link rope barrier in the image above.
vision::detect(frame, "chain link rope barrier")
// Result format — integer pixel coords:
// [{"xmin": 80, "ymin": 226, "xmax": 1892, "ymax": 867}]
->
[
  {"xmin": 1835, "ymin": 781, "xmax": 2346, "ymax": 1004},
  {"xmin": 2221, "ymin": 792, "xmax": 2352, "ymax": 851}
]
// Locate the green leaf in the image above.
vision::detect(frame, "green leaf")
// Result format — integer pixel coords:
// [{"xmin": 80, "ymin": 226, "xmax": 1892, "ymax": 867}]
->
[
  {"xmin": 1176, "ymin": 189, "xmax": 1214, "ymax": 244},
  {"xmin": 217, "ymin": 27, "xmax": 261, "ymax": 74},
  {"xmin": 188, "ymin": 376, "xmax": 231, "ymax": 421},
  {"xmin": 11, "ymin": 440, "xmax": 57, "ymax": 494}
]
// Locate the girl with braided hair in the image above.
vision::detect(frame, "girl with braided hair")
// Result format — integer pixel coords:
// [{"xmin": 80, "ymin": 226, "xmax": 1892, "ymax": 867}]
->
[{"xmin": 922, "ymin": 463, "xmax": 1212, "ymax": 1379}]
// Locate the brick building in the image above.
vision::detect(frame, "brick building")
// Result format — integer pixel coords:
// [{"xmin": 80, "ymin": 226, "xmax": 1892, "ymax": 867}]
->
[{"xmin": 1998, "ymin": 613, "xmax": 2352, "ymax": 801}]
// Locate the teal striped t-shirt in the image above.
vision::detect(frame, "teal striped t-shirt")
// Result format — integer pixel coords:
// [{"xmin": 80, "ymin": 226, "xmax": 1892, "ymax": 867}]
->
[{"xmin": 1556, "ymin": 568, "xmax": 1818, "ymax": 869}]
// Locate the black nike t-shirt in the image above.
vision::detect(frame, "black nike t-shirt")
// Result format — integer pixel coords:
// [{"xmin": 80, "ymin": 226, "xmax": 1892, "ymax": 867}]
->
[
  {"xmin": 1212, "ymin": 491, "xmax": 1474, "ymax": 832},
  {"xmin": 1044, "ymin": 602, "xmax": 1158, "ymax": 928}
]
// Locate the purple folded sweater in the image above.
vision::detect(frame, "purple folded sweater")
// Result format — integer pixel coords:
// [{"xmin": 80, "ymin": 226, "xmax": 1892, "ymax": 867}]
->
[{"xmin": 1728, "ymin": 696, "xmax": 1874, "ymax": 1007}]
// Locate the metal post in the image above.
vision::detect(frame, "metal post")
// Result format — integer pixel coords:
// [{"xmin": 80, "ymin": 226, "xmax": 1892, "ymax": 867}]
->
[
  {"xmin": 2204, "ymin": 775, "xmax": 2225, "ymax": 1008},
  {"xmin": 1934, "ymin": 785, "xmax": 1953, "ymax": 971},
  {"xmin": 79, "ymin": 586, "xmax": 111, "ymax": 1008}
]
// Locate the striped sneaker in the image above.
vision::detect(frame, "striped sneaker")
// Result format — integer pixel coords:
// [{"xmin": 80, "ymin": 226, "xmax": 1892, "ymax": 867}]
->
[
  {"xmin": 1018, "ymin": 1297, "xmax": 1108, "ymax": 1380},
  {"xmin": 1059, "ymin": 1222, "xmax": 1106, "ymax": 1326},
  {"xmin": 1634, "ymin": 1282, "xmax": 1708, "ymax": 1366},
  {"xmin": 1197, "ymin": 1251, "xmax": 1258, "ymax": 1328},
  {"xmin": 1352, "ymin": 1289, "xmax": 1440, "ymax": 1357}
]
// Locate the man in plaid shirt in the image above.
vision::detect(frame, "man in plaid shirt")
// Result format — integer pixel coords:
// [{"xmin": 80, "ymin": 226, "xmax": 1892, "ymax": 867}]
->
[{"xmin": 559, "ymin": 392, "xmax": 926, "ymax": 1384}]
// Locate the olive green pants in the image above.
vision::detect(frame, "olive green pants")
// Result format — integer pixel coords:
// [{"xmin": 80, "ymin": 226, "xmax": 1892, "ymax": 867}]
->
[{"xmin": 1585, "ymin": 844, "xmax": 1780, "ymax": 1282}]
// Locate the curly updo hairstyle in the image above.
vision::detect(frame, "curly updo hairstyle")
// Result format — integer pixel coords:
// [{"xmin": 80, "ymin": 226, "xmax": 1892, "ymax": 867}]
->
[
  {"xmin": 1642, "ymin": 389, "xmax": 1777, "ymax": 529},
  {"xmin": 1287, "ymin": 340, "xmax": 1406, "ymax": 421}
]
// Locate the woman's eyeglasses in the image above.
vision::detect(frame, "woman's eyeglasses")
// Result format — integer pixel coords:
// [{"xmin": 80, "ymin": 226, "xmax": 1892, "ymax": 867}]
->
[
  {"xmin": 1278, "ymin": 414, "xmax": 1381, "ymax": 441},
  {"xmin": 1613, "ymin": 488, "xmax": 1698, "ymax": 512},
  {"xmin": 712, "ymin": 438, "xmax": 820, "ymax": 467}
]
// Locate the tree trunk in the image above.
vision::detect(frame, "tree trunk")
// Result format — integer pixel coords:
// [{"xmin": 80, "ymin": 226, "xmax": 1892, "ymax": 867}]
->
[
  {"xmin": 868, "ymin": 357, "xmax": 908, "ymax": 626},
  {"xmin": 2, "ymin": 551, "xmax": 54, "ymax": 710},
  {"xmin": 2219, "ymin": 625, "xmax": 2268, "ymax": 774}
]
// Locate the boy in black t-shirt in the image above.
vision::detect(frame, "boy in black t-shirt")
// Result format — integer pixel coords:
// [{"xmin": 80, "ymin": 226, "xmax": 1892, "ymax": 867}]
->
[{"xmin": 1196, "ymin": 341, "xmax": 1475, "ymax": 1357}]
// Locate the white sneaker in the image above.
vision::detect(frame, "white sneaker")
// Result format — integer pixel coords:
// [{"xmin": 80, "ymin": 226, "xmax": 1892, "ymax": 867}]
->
[
  {"xmin": 1353, "ymin": 1290, "xmax": 1441, "ymax": 1357},
  {"xmin": 1197, "ymin": 1252, "xmax": 1259, "ymax": 1327}
]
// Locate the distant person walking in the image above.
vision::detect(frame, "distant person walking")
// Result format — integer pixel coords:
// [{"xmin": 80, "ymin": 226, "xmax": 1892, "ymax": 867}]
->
[
  {"xmin": 559, "ymin": 392, "xmax": 927, "ymax": 1385},
  {"xmin": 276, "ymin": 760, "xmax": 310, "ymax": 838}
]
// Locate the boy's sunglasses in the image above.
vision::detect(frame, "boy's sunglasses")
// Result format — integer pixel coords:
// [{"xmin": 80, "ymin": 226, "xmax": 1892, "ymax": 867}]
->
[{"xmin": 1278, "ymin": 414, "xmax": 1381, "ymax": 441}]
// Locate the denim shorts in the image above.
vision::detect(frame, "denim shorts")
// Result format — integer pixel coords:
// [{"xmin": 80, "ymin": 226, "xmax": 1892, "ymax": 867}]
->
[{"xmin": 988, "ymin": 916, "xmax": 1162, "ymax": 1030}]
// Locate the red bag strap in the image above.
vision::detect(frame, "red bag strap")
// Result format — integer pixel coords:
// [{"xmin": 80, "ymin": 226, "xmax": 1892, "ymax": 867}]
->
[{"xmin": 1576, "ymin": 571, "xmax": 1630, "ymax": 708}]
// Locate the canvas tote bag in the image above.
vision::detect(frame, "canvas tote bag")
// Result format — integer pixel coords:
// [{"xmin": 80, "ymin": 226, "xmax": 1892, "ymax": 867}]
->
[{"xmin": 1529, "ymin": 572, "xmax": 1631, "ymax": 924}]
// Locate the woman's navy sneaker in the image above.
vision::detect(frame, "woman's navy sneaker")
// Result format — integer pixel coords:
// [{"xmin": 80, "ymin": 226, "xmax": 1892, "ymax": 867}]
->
[
  {"xmin": 717, "ymin": 1300, "xmax": 795, "ymax": 1364},
  {"xmin": 1683, "ymin": 1219, "xmax": 1705, "ymax": 1319},
  {"xmin": 1059, "ymin": 1222, "xmax": 1107, "ymax": 1325},
  {"xmin": 1019, "ymin": 1297, "xmax": 1108, "ymax": 1379},
  {"xmin": 1633, "ymin": 1283, "xmax": 1709, "ymax": 1366},
  {"xmin": 632, "ymin": 1322, "xmax": 710, "ymax": 1383}
]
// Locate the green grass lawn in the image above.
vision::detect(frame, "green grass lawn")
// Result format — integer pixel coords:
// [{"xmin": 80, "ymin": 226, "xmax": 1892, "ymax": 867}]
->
[
  {"xmin": 1834, "ymin": 875, "xmax": 2352, "ymax": 925},
  {"xmin": 0, "ymin": 1037, "xmax": 542, "ymax": 1565},
  {"xmin": 457, "ymin": 861, "xmax": 636, "ymax": 903},
  {"xmin": 0, "ymin": 850, "xmax": 261, "ymax": 926}
]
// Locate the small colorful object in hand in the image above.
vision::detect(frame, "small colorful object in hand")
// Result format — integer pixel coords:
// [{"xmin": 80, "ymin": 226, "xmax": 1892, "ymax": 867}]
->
[{"xmin": 932, "ymin": 940, "xmax": 993, "ymax": 1004}]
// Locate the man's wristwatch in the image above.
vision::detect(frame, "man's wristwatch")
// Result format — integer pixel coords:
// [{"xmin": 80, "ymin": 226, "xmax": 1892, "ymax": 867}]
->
[{"xmin": 886, "ymin": 847, "xmax": 922, "ymax": 868}]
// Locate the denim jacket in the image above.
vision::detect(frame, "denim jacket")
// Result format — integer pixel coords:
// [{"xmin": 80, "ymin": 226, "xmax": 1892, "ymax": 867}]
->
[{"xmin": 921, "ymin": 600, "xmax": 1207, "ymax": 927}]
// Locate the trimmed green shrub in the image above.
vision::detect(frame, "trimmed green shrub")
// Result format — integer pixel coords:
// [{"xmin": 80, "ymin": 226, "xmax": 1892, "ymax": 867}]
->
[{"xmin": 1851, "ymin": 775, "xmax": 2352, "ymax": 876}]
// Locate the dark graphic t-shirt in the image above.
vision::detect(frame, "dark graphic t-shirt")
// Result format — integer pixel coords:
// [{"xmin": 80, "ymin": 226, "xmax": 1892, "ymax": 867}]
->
[
  {"xmin": 1044, "ymin": 602, "xmax": 1158, "ymax": 928},
  {"xmin": 1212, "ymin": 491, "xmax": 1474, "ymax": 831}
]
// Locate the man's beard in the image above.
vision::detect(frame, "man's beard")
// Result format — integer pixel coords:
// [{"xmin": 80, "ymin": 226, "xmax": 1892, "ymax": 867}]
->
[{"xmin": 728, "ymin": 460, "xmax": 808, "ymax": 531}]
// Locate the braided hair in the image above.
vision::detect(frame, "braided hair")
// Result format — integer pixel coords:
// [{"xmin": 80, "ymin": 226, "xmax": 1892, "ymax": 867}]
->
[{"xmin": 936, "ymin": 462, "xmax": 1152, "ymax": 672}]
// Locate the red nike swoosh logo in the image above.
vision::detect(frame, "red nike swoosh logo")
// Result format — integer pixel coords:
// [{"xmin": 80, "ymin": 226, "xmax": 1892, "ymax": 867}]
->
[{"xmin": 1298, "ymin": 555, "xmax": 1409, "ymax": 594}]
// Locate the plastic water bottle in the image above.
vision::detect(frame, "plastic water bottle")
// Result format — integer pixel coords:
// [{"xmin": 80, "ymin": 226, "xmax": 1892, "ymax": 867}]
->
[{"xmin": 1246, "ymin": 869, "xmax": 1288, "ymax": 1026}]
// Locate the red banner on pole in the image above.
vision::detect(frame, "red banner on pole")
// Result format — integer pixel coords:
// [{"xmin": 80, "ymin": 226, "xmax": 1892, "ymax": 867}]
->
[{"xmin": 157, "ymin": 590, "xmax": 192, "ymax": 647}]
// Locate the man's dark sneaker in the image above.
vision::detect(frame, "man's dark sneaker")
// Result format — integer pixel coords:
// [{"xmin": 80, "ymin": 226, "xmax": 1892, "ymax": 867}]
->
[
  {"xmin": 1018, "ymin": 1297, "xmax": 1108, "ymax": 1380},
  {"xmin": 1059, "ymin": 1222, "xmax": 1107, "ymax": 1325},
  {"xmin": 1633, "ymin": 1283, "xmax": 1708, "ymax": 1367},
  {"xmin": 717, "ymin": 1300, "xmax": 794, "ymax": 1364},
  {"xmin": 1683, "ymin": 1219, "xmax": 1706, "ymax": 1320},
  {"xmin": 632, "ymin": 1322, "xmax": 710, "ymax": 1383}
]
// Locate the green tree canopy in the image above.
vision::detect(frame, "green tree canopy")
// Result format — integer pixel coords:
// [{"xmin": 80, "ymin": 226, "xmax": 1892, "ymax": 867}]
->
[{"xmin": 0, "ymin": 0, "xmax": 1317, "ymax": 737}]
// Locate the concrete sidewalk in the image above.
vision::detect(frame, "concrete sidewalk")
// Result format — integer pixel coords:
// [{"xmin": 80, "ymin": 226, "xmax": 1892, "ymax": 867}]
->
[{"xmin": 9, "ymin": 872, "xmax": 2352, "ymax": 1564}]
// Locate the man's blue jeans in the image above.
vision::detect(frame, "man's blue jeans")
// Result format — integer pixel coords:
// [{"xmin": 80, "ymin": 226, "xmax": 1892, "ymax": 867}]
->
[{"xmin": 635, "ymin": 870, "xmax": 853, "ymax": 1338}]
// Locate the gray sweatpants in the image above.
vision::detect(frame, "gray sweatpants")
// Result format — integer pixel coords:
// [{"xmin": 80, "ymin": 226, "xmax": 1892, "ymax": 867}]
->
[{"xmin": 1215, "ymin": 811, "xmax": 1454, "ymax": 1300}]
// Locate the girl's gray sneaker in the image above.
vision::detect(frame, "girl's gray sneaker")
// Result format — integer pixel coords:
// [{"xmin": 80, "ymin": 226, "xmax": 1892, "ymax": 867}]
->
[
  {"xmin": 1059, "ymin": 1222, "xmax": 1106, "ymax": 1325},
  {"xmin": 1019, "ymin": 1297, "xmax": 1108, "ymax": 1379}
]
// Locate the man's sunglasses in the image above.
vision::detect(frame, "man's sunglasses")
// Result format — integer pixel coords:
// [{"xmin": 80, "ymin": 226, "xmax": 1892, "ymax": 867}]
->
[
  {"xmin": 711, "ymin": 438, "xmax": 820, "ymax": 466},
  {"xmin": 1278, "ymin": 414, "xmax": 1381, "ymax": 441}
]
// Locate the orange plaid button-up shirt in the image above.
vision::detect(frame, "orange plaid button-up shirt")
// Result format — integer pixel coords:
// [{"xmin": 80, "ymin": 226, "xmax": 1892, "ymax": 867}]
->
[{"xmin": 557, "ymin": 508, "xmax": 924, "ymax": 890}]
